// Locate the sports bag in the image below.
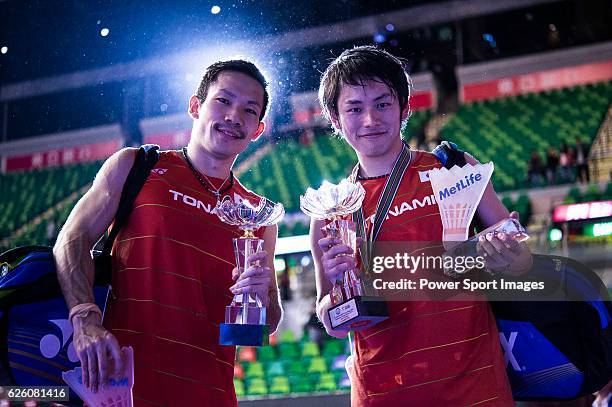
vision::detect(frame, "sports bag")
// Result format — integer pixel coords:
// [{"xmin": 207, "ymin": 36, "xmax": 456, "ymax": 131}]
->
[
  {"xmin": 433, "ymin": 141, "xmax": 612, "ymax": 400},
  {"xmin": 0, "ymin": 145, "xmax": 159, "ymax": 396}
]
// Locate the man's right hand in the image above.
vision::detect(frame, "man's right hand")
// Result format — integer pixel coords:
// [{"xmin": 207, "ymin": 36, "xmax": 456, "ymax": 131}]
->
[
  {"xmin": 317, "ymin": 236, "xmax": 359, "ymax": 283},
  {"xmin": 72, "ymin": 314, "xmax": 124, "ymax": 393},
  {"xmin": 316, "ymin": 294, "xmax": 349, "ymax": 339}
]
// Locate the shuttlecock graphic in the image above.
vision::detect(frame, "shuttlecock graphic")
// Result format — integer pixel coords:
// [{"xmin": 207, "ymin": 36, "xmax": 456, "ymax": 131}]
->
[
  {"xmin": 428, "ymin": 163, "xmax": 494, "ymax": 243},
  {"xmin": 63, "ymin": 346, "xmax": 134, "ymax": 407}
]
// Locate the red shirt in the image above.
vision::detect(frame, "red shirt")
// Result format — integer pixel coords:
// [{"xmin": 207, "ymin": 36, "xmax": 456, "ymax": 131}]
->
[
  {"xmin": 104, "ymin": 150, "xmax": 266, "ymax": 407},
  {"xmin": 348, "ymin": 150, "xmax": 513, "ymax": 406}
]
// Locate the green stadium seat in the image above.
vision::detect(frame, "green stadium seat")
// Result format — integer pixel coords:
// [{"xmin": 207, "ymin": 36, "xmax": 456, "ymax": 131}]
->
[
  {"xmin": 279, "ymin": 329, "xmax": 297, "ymax": 343},
  {"xmin": 269, "ymin": 376, "xmax": 290, "ymax": 394},
  {"xmin": 265, "ymin": 360, "xmax": 285, "ymax": 378},
  {"xmin": 301, "ymin": 341, "xmax": 320, "ymax": 358},
  {"xmin": 307, "ymin": 356, "xmax": 328, "ymax": 375},
  {"xmin": 234, "ymin": 379, "xmax": 245, "ymax": 397},
  {"xmin": 288, "ymin": 375, "xmax": 313, "ymax": 393},
  {"xmin": 245, "ymin": 361, "xmax": 265, "ymax": 378},
  {"xmin": 278, "ymin": 342, "xmax": 299, "ymax": 360},
  {"xmin": 322, "ymin": 339, "xmax": 345, "ymax": 357},
  {"xmin": 285, "ymin": 360, "xmax": 306, "ymax": 376},
  {"xmin": 246, "ymin": 377, "xmax": 268, "ymax": 396},
  {"xmin": 258, "ymin": 345, "xmax": 277, "ymax": 362},
  {"xmin": 315, "ymin": 372, "xmax": 337, "ymax": 392}
]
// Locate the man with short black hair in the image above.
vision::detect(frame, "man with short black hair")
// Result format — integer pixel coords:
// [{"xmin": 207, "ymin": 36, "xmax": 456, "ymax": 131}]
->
[
  {"xmin": 54, "ymin": 59, "xmax": 282, "ymax": 406},
  {"xmin": 312, "ymin": 46, "xmax": 532, "ymax": 406}
]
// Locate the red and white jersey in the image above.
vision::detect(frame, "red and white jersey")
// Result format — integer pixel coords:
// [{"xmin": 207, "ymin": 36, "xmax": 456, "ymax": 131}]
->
[
  {"xmin": 348, "ymin": 150, "xmax": 513, "ymax": 406},
  {"xmin": 104, "ymin": 150, "xmax": 266, "ymax": 407}
]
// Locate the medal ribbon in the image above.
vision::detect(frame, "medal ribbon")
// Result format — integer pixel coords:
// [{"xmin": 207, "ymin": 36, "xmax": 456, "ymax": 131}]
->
[{"xmin": 351, "ymin": 143, "xmax": 412, "ymax": 275}]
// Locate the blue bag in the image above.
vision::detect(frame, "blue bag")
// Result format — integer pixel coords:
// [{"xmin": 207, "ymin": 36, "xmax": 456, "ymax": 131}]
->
[
  {"xmin": 433, "ymin": 141, "xmax": 612, "ymax": 400},
  {"xmin": 0, "ymin": 246, "xmax": 109, "ymax": 389},
  {"xmin": 0, "ymin": 145, "xmax": 159, "ymax": 399},
  {"xmin": 492, "ymin": 255, "xmax": 612, "ymax": 400}
]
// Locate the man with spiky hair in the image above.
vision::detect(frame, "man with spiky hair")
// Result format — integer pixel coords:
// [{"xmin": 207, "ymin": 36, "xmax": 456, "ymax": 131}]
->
[
  {"xmin": 311, "ymin": 46, "xmax": 532, "ymax": 406},
  {"xmin": 55, "ymin": 60, "xmax": 283, "ymax": 406}
]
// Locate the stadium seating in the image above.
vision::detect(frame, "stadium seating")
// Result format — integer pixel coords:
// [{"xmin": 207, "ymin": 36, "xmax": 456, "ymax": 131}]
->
[
  {"xmin": 234, "ymin": 335, "xmax": 351, "ymax": 398},
  {"xmin": 1, "ymin": 84, "xmax": 608, "ymax": 400},
  {"xmin": 0, "ymin": 161, "xmax": 101, "ymax": 251},
  {"xmin": 563, "ymin": 182, "xmax": 612, "ymax": 204},
  {"xmin": 440, "ymin": 81, "xmax": 612, "ymax": 191},
  {"xmin": 239, "ymin": 110, "xmax": 431, "ymax": 215},
  {"xmin": 269, "ymin": 376, "xmax": 291, "ymax": 394},
  {"xmin": 3, "ymin": 81, "xmax": 608, "ymax": 245},
  {"xmin": 234, "ymin": 135, "xmax": 268, "ymax": 168},
  {"xmin": 501, "ymin": 193, "xmax": 532, "ymax": 226}
]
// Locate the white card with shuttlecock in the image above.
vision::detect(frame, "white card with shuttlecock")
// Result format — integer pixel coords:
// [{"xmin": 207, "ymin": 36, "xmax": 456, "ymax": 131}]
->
[
  {"xmin": 62, "ymin": 346, "xmax": 134, "ymax": 407},
  {"xmin": 428, "ymin": 162, "xmax": 494, "ymax": 249}
]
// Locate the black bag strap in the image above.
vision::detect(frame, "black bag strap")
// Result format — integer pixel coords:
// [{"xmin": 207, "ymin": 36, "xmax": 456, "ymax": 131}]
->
[
  {"xmin": 99, "ymin": 144, "xmax": 159, "ymax": 259},
  {"xmin": 432, "ymin": 141, "xmax": 466, "ymax": 169}
]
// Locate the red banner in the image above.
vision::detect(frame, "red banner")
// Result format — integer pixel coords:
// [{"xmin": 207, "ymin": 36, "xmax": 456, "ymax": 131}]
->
[
  {"xmin": 5, "ymin": 139, "xmax": 122, "ymax": 172},
  {"xmin": 292, "ymin": 91, "xmax": 434, "ymax": 123},
  {"xmin": 409, "ymin": 91, "xmax": 434, "ymax": 111},
  {"xmin": 293, "ymin": 107, "xmax": 322, "ymax": 124},
  {"xmin": 552, "ymin": 200, "xmax": 612, "ymax": 222},
  {"xmin": 143, "ymin": 130, "xmax": 190, "ymax": 150},
  {"xmin": 462, "ymin": 60, "xmax": 612, "ymax": 102}
]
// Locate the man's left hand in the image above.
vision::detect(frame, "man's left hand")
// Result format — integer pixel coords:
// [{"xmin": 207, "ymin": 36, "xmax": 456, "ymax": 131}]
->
[
  {"xmin": 593, "ymin": 380, "xmax": 612, "ymax": 407},
  {"xmin": 477, "ymin": 212, "xmax": 533, "ymax": 275},
  {"xmin": 230, "ymin": 250, "xmax": 273, "ymax": 307}
]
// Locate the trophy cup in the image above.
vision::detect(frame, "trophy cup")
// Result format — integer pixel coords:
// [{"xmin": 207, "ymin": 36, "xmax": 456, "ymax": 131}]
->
[
  {"xmin": 428, "ymin": 163, "xmax": 529, "ymax": 277},
  {"xmin": 300, "ymin": 180, "xmax": 389, "ymax": 331},
  {"xmin": 215, "ymin": 196, "xmax": 284, "ymax": 346}
]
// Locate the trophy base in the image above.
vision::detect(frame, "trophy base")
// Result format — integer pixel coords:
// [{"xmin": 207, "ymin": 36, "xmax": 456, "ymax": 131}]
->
[
  {"xmin": 328, "ymin": 296, "xmax": 389, "ymax": 331},
  {"xmin": 219, "ymin": 323, "xmax": 269, "ymax": 346}
]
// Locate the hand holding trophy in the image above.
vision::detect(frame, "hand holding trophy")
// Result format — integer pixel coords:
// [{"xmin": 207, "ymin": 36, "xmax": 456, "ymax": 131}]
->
[
  {"xmin": 215, "ymin": 197, "xmax": 284, "ymax": 346},
  {"xmin": 301, "ymin": 180, "xmax": 388, "ymax": 331},
  {"xmin": 428, "ymin": 162, "xmax": 529, "ymax": 278}
]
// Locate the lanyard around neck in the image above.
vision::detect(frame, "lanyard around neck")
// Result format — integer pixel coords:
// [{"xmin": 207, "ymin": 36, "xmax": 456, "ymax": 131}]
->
[{"xmin": 351, "ymin": 143, "xmax": 412, "ymax": 274}]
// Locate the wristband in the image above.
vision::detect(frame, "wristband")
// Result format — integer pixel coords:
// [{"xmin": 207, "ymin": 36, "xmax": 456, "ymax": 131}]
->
[{"xmin": 69, "ymin": 303, "xmax": 102, "ymax": 325}]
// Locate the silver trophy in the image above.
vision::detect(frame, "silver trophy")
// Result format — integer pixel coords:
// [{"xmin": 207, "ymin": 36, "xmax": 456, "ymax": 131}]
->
[
  {"xmin": 301, "ymin": 180, "xmax": 388, "ymax": 331},
  {"xmin": 444, "ymin": 217, "xmax": 529, "ymax": 277},
  {"xmin": 215, "ymin": 196, "xmax": 284, "ymax": 346}
]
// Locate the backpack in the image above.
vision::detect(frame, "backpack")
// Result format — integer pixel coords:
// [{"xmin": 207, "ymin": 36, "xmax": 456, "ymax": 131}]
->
[
  {"xmin": 0, "ymin": 145, "xmax": 159, "ymax": 399},
  {"xmin": 433, "ymin": 141, "xmax": 612, "ymax": 400}
]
